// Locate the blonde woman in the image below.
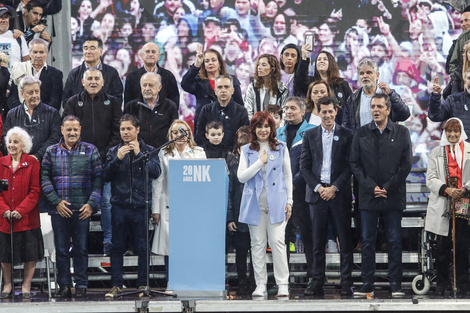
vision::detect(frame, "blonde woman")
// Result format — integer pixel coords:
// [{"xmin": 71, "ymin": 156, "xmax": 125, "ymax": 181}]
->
[{"xmin": 151, "ymin": 120, "xmax": 206, "ymax": 258}]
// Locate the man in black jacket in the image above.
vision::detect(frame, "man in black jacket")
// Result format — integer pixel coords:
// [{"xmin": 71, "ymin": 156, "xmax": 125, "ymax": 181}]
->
[
  {"xmin": 124, "ymin": 42, "xmax": 179, "ymax": 106},
  {"xmin": 3, "ymin": 75, "xmax": 60, "ymax": 161},
  {"xmin": 9, "ymin": 38, "xmax": 62, "ymax": 110},
  {"xmin": 124, "ymin": 72, "xmax": 178, "ymax": 150},
  {"xmin": 103, "ymin": 114, "xmax": 161, "ymax": 298},
  {"xmin": 63, "ymin": 67, "xmax": 122, "ymax": 256},
  {"xmin": 62, "ymin": 36, "xmax": 123, "ymax": 108},
  {"xmin": 350, "ymin": 93, "xmax": 412, "ymax": 299},
  {"xmin": 195, "ymin": 74, "xmax": 249, "ymax": 148}
]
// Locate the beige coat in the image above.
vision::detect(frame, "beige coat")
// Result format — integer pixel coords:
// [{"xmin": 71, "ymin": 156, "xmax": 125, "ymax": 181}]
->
[
  {"xmin": 425, "ymin": 142, "xmax": 470, "ymax": 236},
  {"xmin": 151, "ymin": 145, "xmax": 206, "ymax": 256}
]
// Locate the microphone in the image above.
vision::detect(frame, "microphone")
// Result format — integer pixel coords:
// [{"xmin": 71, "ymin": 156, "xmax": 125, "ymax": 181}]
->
[{"xmin": 178, "ymin": 126, "xmax": 189, "ymax": 138}]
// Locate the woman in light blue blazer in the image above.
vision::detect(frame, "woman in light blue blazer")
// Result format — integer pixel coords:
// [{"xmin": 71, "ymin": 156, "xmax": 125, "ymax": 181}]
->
[{"xmin": 237, "ymin": 111, "xmax": 293, "ymax": 298}]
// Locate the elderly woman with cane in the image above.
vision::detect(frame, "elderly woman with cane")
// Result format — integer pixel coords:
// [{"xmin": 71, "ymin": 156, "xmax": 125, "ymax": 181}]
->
[
  {"xmin": 0, "ymin": 127, "xmax": 43, "ymax": 299},
  {"xmin": 426, "ymin": 117, "xmax": 470, "ymax": 297}
]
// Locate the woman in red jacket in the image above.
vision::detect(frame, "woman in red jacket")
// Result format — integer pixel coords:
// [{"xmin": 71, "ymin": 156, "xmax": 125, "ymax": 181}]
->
[{"xmin": 0, "ymin": 127, "xmax": 43, "ymax": 299}]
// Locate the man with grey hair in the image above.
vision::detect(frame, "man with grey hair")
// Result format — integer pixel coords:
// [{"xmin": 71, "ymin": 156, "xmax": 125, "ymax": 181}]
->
[
  {"xmin": 124, "ymin": 42, "xmax": 179, "ymax": 106},
  {"xmin": 8, "ymin": 38, "xmax": 63, "ymax": 110},
  {"xmin": 124, "ymin": 72, "xmax": 178, "ymax": 149},
  {"xmin": 429, "ymin": 71, "xmax": 470, "ymax": 137},
  {"xmin": 342, "ymin": 58, "xmax": 410, "ymax": 131},
  {"xmin": 63, "ymin": 67, "xmax": 122, "ymax": 256},
  {"xmin": 275, "ymin": 95, "xmax": 315, "ymax": 296},
  {"xmin": 2, "ymin": 75, "xmax": 61, "ymax": 161},
  {"xmin": 195, "ymin": 73, "xmax": 249, "ymax": 147}
]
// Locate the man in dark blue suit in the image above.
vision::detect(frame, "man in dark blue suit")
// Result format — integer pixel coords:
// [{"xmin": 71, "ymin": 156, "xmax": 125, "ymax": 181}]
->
[{"xmin": 300, "ymin": 96, "xmax": 354, "ymax": 297}]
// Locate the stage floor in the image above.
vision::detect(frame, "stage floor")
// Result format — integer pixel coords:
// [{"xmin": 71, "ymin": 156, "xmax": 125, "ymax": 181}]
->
[{"xmin": 2, "ymin": 285, "xmax": 470, "ymax": 313}]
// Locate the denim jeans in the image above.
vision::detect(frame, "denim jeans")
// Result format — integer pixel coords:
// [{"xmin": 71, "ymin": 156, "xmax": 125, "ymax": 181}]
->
[
  {"xmin": 100, "ymin": 182, "xmax": 112, "ymax": 244},
  {"xmin": 360, "ymin": 209, "xmax": 403, "ymax": 285},
  {"xmin": 110, "ymin": 206, "xmax": 148, "ymax": 288},
  {"xmin": 51, "ymin": 212, "xmax": 89, "ymax": 288}
]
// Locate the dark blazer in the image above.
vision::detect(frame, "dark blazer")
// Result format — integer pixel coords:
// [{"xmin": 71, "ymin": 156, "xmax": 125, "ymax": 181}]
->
[
  {"xmin": 124, "ymin": 65, "xmax": 180, "ymax": 107},
  {"xmin": 8, "ymin": 65, "xmax": 63, "ymax": 110},
  {"xmin": 300, "ymin": 124, "xmax": 353, "ymax": 204}
]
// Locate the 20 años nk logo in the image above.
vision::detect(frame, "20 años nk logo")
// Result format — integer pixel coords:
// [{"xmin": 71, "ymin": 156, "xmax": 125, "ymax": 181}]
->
[{"xmin": 182, "ymin": 165, "xmax": 211, "ymax": 182}]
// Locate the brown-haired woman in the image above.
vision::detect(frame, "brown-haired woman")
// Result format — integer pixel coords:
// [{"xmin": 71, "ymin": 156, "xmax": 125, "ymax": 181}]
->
[
  {"xmin": 244, "ymin": 54, "xmax": 289, "ymax": 119},
  {"xmin": 304, "ymin": 80, "xmax": 334, "ymax": 126},
  {"xmin": 181, "ymin": 46, "xmax": 244, "ymax": 128}
]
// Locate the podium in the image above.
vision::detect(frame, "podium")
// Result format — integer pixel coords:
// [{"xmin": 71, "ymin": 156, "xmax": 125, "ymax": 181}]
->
[{"xmin": 168, "ymin": 159, "xmax": 228, "ymax": 297}]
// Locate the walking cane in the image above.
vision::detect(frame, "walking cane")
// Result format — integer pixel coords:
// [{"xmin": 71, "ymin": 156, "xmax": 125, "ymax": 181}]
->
[
  {"xmin": 451, "ymin": 200, "xmax": 457, "ymax": 298},
  {"xmin": 9, "ymin": 210, "xmax": 14, "ymax": 300}
]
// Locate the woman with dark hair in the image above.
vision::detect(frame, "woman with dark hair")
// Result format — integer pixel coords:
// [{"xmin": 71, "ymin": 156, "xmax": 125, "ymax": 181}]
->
[
  {"xmin": 280, "ymin": 43, "xmax": 300, "ymax": 97},
  {"xmin": 238, "ymin": 111, "xmax": 292, "ymax": 298},
  {"xmin": 181, "ymin": 46, "xmax": 244, "ymax": 129},
  {"xmin": 0, "ymin": 127, "xmax": 42, "ymax": 299},
  {"xmin": 295, "ymin": 47, "xmax": 352, "ymax": 112},
  {"xmin": 271, "ymin": 13, "xmax": 297, "ymax": 50},
  {"xmin": 244, "ymin": 54, "xmax": 289, "ymax": 119},
  {"xmin": 304, "ymin": 80, "xmax": 333, "ymax": 126}
]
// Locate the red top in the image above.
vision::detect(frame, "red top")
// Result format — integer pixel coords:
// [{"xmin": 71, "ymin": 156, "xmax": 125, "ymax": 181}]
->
[
  {"xmin": 0, "ymin": 153, "xmax": 41, "ymax": 234},
  {"xmin": 209, "ymin": 79, "xmax": 215, "ymax": 91},
  {"xmin": 447, "ymin": 141, "xmax": 464, "ymax": 189}
]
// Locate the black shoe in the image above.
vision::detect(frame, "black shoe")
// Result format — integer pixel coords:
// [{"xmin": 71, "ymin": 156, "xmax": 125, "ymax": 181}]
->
[
  {"xmin": 435, "ymin": 285, "xmax": 446, "ymax": 297},
  {"xmin": 311, "ymin": 286, "xmax": 324, "ymax": 297},
  {"xmin": 391, "ymin": 283, "xmax": 405, "ymax": 298},
  {"xmin": 341, "ymin": 285, "xmax": 353, "ymax": 296},
  {"xmin": 353, "ymin": 284, "xmax": 374, "ymax": 298},
  {"xmin": 0, "ymin": 291, "xmax": 12, "ymax": 299},
  {"xmin": 55, "ymin": 285, "xmax": 72, "ymax": 299},
  {"xmin": 237, "ymin": 281, "xmax": 248, "ymax": 295},
  {"xmin": 75, "ymin": 287, "xmax": 87, "ymax": 298}
]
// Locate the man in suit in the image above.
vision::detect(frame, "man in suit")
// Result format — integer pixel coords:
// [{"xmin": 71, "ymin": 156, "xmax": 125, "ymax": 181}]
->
[
  {"xmin": 8, "ymin": 38, "xmax": 62, "ymax": 110},
  {"xmin": 300, "ymin": 96, "xmax": 354, "ymax": 297}
]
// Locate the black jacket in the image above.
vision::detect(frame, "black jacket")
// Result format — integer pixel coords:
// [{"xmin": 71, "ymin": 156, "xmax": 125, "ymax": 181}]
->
[
  {"xmin": 62, "ymin": 62, "xmax": 123, "ymax": 108},
  {"xmin": 350, "ymin": 119, "xmax": 412, "ymax": 211},
  {"xmin": 8, "ymin": 65, "xmax": 63, "ymax": 110},
  {"xmin": 63, "ymin": 89, "xmax": 122, "ymax": 160},
  {"xmin": 124, "ymin": 66, "xmax": 180, "ymax": 107},
  {"xmin": 294, "ymin": 58, "xmax": 353, "ymax": 107},
  {"xmin": 124, "ymin": 94, "xmax": 178, "ymax": 150},
  {"xmin": 181, "ymin": 64, "xmax": 244, "ymax": 129},
  {"xmin": 300, "ymin": 124, "xmax": 353, "ymax": 204},
  {"xmin": 342, "ymin": 88, "xmax": 410, "ymax": 131},
  {"xmin": 2, "ymin": 102, "xmax": 61, "ymax": 161},
  {"xmin": 103, "ymin": 139, "xmax": 161, "ymax": 210},
  {"xmin": 195, "ymin": 99, "xmax": 249, "ymax": 148},
  {"xmin": 226, "ymin": 152, "xmax": 248, "ymax": 232}
]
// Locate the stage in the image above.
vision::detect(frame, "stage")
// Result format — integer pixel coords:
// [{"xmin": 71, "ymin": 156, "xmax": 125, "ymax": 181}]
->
[{"xmin": 2, "ymin": 285, "xmax": 470, "ymax": 313}]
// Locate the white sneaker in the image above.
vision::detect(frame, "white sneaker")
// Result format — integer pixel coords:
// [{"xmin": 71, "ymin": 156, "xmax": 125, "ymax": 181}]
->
[
  {"xmin": 252, "ymin": 284, "xmax": 267, "ymax": 297},
  {"xmin": 327, "ymin": 239, "xmax": 338, "ymax": 253},
  {"xmin": 277, "ymin": 284, "xmax": 289, "ymax": 297}
]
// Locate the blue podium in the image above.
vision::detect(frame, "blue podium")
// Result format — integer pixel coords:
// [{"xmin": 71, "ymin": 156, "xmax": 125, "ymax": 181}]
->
[{"xmin": 168, "ymin": 159, "xmax": 228, "ymax": 297}]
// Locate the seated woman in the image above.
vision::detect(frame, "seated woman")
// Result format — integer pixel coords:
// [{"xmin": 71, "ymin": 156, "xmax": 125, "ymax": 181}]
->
[
  {"xmin": 237, "ymin": 111, "xmax": 292, "ymax": 298},
  {"xmin": 426, "ymin": 117, "xmax": 470, "ymax": 297},
  {"xmin": 0, "ymin": 127, "xmax": 43, "ymax": 299}
]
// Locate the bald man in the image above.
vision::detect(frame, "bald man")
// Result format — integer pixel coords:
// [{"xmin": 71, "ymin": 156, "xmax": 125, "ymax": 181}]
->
[{"xmin": 124, "ymin": 42, "xmax": 180, "ymax": 107}]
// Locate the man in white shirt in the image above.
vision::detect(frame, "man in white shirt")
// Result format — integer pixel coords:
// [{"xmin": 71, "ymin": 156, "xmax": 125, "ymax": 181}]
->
[{"xmin": 0, "ymin": 6, "xmax": 29, "ymax": 68}]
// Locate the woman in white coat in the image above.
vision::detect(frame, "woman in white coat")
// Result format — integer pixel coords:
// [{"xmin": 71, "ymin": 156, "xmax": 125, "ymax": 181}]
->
[
  {"xmin": 425, "ymin": 117, "xmax": 470, "ymax": 297},
  {"xmin": 151, "ymin": 120, "xmax": 206, "ymax": 259}
]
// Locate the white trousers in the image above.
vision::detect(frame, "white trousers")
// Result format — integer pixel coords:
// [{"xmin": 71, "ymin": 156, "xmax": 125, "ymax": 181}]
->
[{"xmin": 248, "ymin": 211, "xmax": 289, "ymax": 285}]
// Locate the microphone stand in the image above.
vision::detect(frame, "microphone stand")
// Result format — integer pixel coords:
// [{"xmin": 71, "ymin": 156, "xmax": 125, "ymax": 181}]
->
[{"xmin": 115, "ymin": 134, "xmax": 186, "ymax": 299}]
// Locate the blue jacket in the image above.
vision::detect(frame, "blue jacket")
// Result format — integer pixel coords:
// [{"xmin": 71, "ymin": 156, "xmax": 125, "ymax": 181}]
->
[
  {"xmin": 239, "ymin": 142, "xmax": 288, "ymax": 225},
  {"xmin": 428, "ymin": 91, "xmax": 470, "ymax": 139},
  {"xmin": 276, "ymin": 120, "xmax": 316, "ymax": 147},
  {"xmin": 103, "ymin": 139, "xmax": 161, "ymax": 210}
]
